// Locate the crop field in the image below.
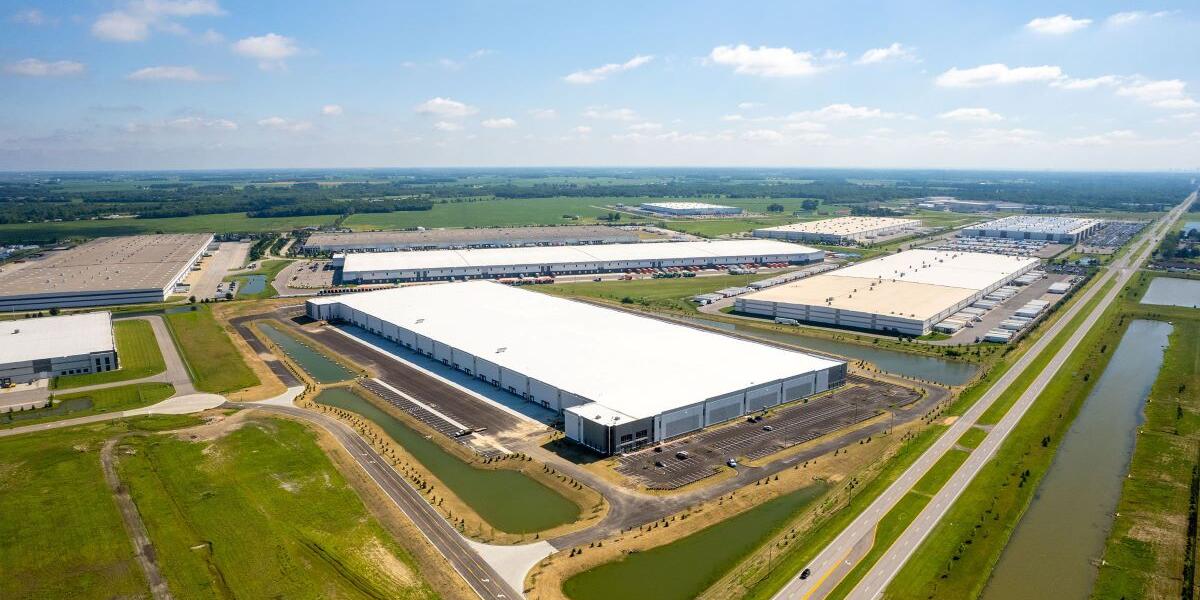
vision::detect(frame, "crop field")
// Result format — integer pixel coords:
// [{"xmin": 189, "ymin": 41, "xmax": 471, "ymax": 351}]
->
[
  {"xmin": 164, "ymin": 306, "xmax": 258, "ymax": 394},
  {"xmin": 0, "ymin": 415, "xmax": 201, "ymax": 599},
  {"xmin": 53, "ymin": 319, "xmax": 166, "ymax": 389},
  {"xmin": 0, "ymin": 212, "xmax": 336, "ymax": 243},
  {"xmin": 343, "ymin": 196, "xmax": 616, "ymax": 229},
  {"xmin": 118, "ymin": 416, "xmax": 436, "ymax": 599}
]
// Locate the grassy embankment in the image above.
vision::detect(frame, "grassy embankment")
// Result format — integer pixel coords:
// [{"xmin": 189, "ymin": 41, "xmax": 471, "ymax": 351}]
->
[
  {"xmin": 222, "ymin": 258, "xmax": 293, "ymax": 299},
  {"xmin": 163, "ymin": 305, "xmax": 258, "ymax": 394},
  {"xmin": 52, "ymin": 319, "xmax": 165, "ymax": 389},
  {"xmin": 118, "ymin": 416, "xmax": 438, "ymax": 599},
  {"xmin": 1, "ymin": 383, "xmax": 175, "ymax": 429},
  {"xmin": 1092, "ymin": 274, "xmax": 1200, "ymax": 600},
  {"xmin": 0, "ymin": 415, "xmax": 202, "ymax": 599}
]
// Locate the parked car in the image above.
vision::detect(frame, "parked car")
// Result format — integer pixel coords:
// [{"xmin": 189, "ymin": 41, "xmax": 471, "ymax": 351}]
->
[{"xmin": 726, "ymin": 458, "xmax": 738, "ymax": 468}]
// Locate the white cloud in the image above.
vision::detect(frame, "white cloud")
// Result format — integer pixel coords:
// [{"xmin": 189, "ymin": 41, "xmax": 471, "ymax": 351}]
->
[
  {"xmin": 528, "ymin": 108, "xmax": 558, "ymax": 119},
  {"xmin": 468, "ymin": 48, "xmax": 495, "ymax": 59},
  {"xmin": 4, "ymin": 58, "xmax": 85, "ymax": 77},
  {"xmin": 721, "ymin": 114, "xmax": 745, "ymax": 122},
  {"xmin": 972, "ymin": 128, "xmax": 1041, "ymax": 144},
  {"xmin": 1063, "ymin": 129, "xmax": 1136, "ymax": 146},
  {"xmin": 856, "ymin": 42, "xmax": 917, "ymax": 65},
  {"xmin": 938, "ymin": 107, "xmax": 1003, "ymax": 122},
  {"xmin": 629, "ymin": 122, "xmax": 663, "ymax": 131},
  {"xmin": 738, "ymin": 101, "xmax": 764, "ymax": 110},
  {"xmin": 708, "ymin": 44, "xmax": 825, "ymax": 77},
  {"xmin": 415, "ymin": 97, "xmax": 478, "ymax": 118},
  {"xmin": 1116, "ymin": 79, "xmax": 1199, "ymax": 109},
  {"xmin": 10, "ymin": 8, "xmax": 51, "ymax": 25},
  {"xmin": 433, "ymin": 121, "xmax": 463, "ymax": 132},
  {"xmin": 742, "ymin": 129, "xmax": 785, "ymax": 143},
  {"xmin": 570, "ymin": 125, "xmax": 592, "ymax": 135},
  {"xmin": 564, "ymin": 54, "xmax": 653, "ymax": 84},
  {"xmin": 1106, "ymin": 11, "xmax": 1173, "ymax": 27},
  {"xmin": 232, "ymin": 33, "xmax": 300, "ymax": 70},
  {"xmin": 788, "ymin": 103, "xmax": 898, "ymax": 120},
  {"xmin": 481, "ymin": 117, "xmax": 517, "ymax": 129},
  {"xmin": 1025, "ymin": 14, "xmax": 1092, "ymax": 35},
  {"xmin": 784, "ymin": 121, "xmax": 828, "ymax": 132},
  {"xmin": 583, "ymin": 106, "xmax": 638, "ymax": 121},
  {"xmin": 1051, "ymin": 75, "xmax": 1121, "ymax": 90},
  {"xmin": 167, "ymin": 116, "xmax": 236, "ymax": 130},
  {"xmin": 125, "ymin": 65, "xmax": 213, "ymax": 81},
  {"xmin": 322, "ymin": 104, "xmax": 343, "ymax": 116},
  {"xmin": 935, "ymin": 63, "xmax": 1063, "ymax": 87},
  {"xmin": 257, "ymin": 116, "xmax": 312, "ymax": 132},
  {"xmin": 92, "ymin": 0, "xmax": 224, "ymax": 42}
]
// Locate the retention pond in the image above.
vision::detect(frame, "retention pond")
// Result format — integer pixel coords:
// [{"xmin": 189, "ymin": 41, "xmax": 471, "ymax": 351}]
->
[
  {"xmin": 1140, "ymin": 276, "xmax": 1200, "ymax": 309},
  {"xmin": 683, "ymin": 316, "xmax": 978, "ymax": 386},
  {"xmin": 258, "ymin": 322, "xmax": 355, "ymax": 383},
  {"xmin": 314, "ymin": 387, "xmax": 580, "ymax": 533},
  {"xmin": 981, "ymin": 319, "xmax": 1173, "ymax": 600}
]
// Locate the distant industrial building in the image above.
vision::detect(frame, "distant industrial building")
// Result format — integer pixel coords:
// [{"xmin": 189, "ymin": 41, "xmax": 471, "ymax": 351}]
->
[
  {"xmin": 735, "ymin": 249, "xmax": 1038, "ymax": 335},
  {"xmin": 639, "ymin": 202, "xmax": 743, "ymax": 216},
  {"xmin": 0, "ymin": 312, "xmax": 117, "ymax": 384},
  {"xmin": 913, "ymin": 196, "xmax": 1024, "ymax": 213},
  {"xmin": 302, "ymin": 225, "xmax": 639, "ymax": 254},
  {"xmin": 306, "ymin": 281, "xmax": 846, "ymax": 455},
  {"xmin": 0, "ymin": 234, "xmax": 212, "ymax": 311},
  {"xmin": 963, "ymin": 216, "xmax": 1103, "ymax": 244},
  {"xmin": 753, "ymin": 217, "xmax": 918, "ymax": 245},
  {"xmin": 336, "ymin": 240, "xmax": 823, "ymax": 283}
]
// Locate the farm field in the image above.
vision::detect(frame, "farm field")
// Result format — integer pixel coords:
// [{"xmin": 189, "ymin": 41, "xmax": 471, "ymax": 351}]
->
[
  {"xmin": 343, "ymin": 196, "xmax": 615, "ymax": 229},
  {"xmin": 0, "ymin": 212, "xmax": 336, "ymax": 243},
  {"xmin": 53, "ymin": 319, "xmax": 166, "ymax": 389}
]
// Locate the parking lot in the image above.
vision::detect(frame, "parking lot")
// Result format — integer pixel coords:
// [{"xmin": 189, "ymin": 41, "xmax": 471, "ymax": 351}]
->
[
  {"xmin": 1077, "ymin": 220, "xmax": 1146, "ymax": 254},
  {"xmin": 614, "ymin": 375, "xmax": 921, "ymax": 490}
]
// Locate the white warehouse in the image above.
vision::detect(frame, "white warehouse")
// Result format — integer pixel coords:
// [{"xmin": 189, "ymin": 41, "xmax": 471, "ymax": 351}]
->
[
  {"xmin": 753, "ymin": 217, "xmax": 919, "ymax": 245},
  {"xmin": 962, "ymin": 216, "xmax": 1103, "ymax": 244},
  {"xmin": 306, "ymin": 281, "xmax": 846, "ymax": 455},
  {"xmin": 0, "ymin": 312, "xmax": 118, "ymax": 385},
  {"xmin": 336, "ymin": 240, "xmax": 823, "ymax": 283},
  {"xmin": 735, "ymin": 249, "xmax": 1039, "ymax": 336},
  {"xmin": 639, "ymin": 202, "xmax": 743, "ymax": 216}
]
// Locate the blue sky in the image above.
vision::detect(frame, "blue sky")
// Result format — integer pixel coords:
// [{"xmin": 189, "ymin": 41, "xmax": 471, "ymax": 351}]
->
[{"xmin": 1, "ymin": 0, "xmax": 1198, "ymax": 170}]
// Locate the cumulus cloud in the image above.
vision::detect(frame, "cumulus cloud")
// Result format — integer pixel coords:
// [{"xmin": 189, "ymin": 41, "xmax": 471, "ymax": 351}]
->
[
  {"xmin": 564, "ymin": 55, "xmax": 653, "ymax": 84},
  {"xmin": 4, "ymin": 58, "xmax": 85, "ymax": 77},
  {"xmin": 257, "ymin": 116, "xmax": 312, "ymax": 132},
  {"xmin": 708, "ymin": 44, "xmax": 827, "ymax": 77},
  {"xmin": 629, "ymin": 122, "xmax": 663, "ymax": 131},
  {"xmin": 415, "ymin": 97, "xmax": 478, "ymax": 118},
  {"xmin": 935, "ymin": 63, "xmax": 1063, "ymax": 87},
  {"xmin": 788, "ymin": 103, "xmax": 899, "ymax": 120},
  {"xmin": 1063, "ymin": 130, "xmax": 1136, "ymax": 146},
  {"xmin": 1025, "ymin": 14, "xmax": 1092, "ymax": 35},
  {"xmin": 433, "ymin": 121, "xmax": 463, "ymax": 132},
  {"xmin": 938, "ymin": 107, "xmax": 1003, "ymax": 122},
  {"xmin": 1051, "ymin": 75, "xmax": 1122, "ymax": 90},
  {"xmin": 528, "ymin": 108, "xmax": 558, "ymax": 119},
  {"xmin": 92, "ymin": 0, "xmax": 224, "ymax": 42},
  {"xmin": 1106, "ymin": 10, "xmax": 1173, "ymax": 27},
  {"xmin": 583, "ymin": 106, "xmax": 638, "ymax": 121},
  {"xmin": 321, "ymin": 104, "xmax": 343, "ymax": 116},
  {"xmin": 1116, "ymin": 79, "xmax": 1199, "ymax": 109},
  {"xmin": 232, "ymin": 33, "xmax": 300, "ymax": 70},
  {"xmin": 856, "ymin": 42, "xmax": 917, "ymax": 65},
  {"xmin": 126, "ymin": 65, "xmax": 214, "ymax": 81},
  {"xmin": 570, "ymin": 125, "xmax": 592, "ymax": 135},
  {"xmin": 738, "ymin": 101, "xmax": 764, "ymax": 110},
  {"xmin": 481, "ymin": 117, "xmax": 517, "ymax": 129}
]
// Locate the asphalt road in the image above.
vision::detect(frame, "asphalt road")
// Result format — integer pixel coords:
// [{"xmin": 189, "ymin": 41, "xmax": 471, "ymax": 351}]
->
[
  {"xmin": 773, "ymin": 191, "xmax": 1197, "ymax": 600},
  {"xmin": 236, "ymin": 402, "xmax": 520, "ymax": 600}
]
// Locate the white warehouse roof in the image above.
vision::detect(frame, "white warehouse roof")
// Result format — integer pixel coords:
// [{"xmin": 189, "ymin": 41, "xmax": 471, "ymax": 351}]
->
[
  {"xmin": 829, "ymin": 249, "xmax": 1037, "ymax": 291},
  {"xmin": 755, "ymin": 217, "xmax": 917, "ymax": 237},
  {"xmin": 640, "ymin": 201, "xmax": 738, "ymax": 210},
  {"xmin": 968, "ymin": 215, "xmax": 1101, "ymax": 236},
  {"xmin": 309, "ymin": 281, "xmax": 842, "ymax": 421},
  {"xmin": 0, "ymin": 312, "xmax": 114, "ymax": 364},
  {"xmin": 340, "ymin": 239, "xmax": 819, "ymax": 275}
]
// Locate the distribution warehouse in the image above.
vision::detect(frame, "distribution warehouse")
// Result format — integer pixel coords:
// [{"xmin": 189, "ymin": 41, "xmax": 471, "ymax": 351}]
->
[
  {"xmin": 302, "ymin": 225, "xmax": 638, "ymax": 253},
  {"xmin": 0, "ymin": 234, "xmax": 212, "ymax": 311},
  {"xmin": 0, "ymin": 312, "xmax": 117, "ymax": 384},
  {"xmin": 639, "ymin": 201, "xmax": 743, "ymax": 216},
  {"xmin": 735, "ymin": 249, "xmax": 1038, "ymax": 335},
  {"xmin": 306, "ymin": 281, "xmax": 846, "ymax": 455},
  {"xmin": 336, "ymin": 239, "xmax": 823, "ymax": 283},
  {"xmin": 753, "ymin": 217, "xmax": 918, "ymax": 244},
  {"xmin": 962, "ymin": 215, "xmax": 1102, "ymax": 243}
]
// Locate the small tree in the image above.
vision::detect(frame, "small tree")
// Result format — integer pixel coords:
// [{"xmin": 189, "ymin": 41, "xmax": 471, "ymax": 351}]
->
[
  {"xmin": 224, "ymin": 292, "xmax": 234, "ymax": 301},
  {"xmin": 767, "ymin": 203, "xmax": 785, "ymax": 213},
  {"xmin": 49, "ymin": 307, "xmax": 60, "ymax": 316}
]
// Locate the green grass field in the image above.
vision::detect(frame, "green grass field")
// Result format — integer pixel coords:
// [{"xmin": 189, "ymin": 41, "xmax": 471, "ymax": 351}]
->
[
  {"xmin": 0, "ymin": 415, "xmax": 200, "ymax": 599},
  {"xmin": 344, "ymin": 196, "xmax": 616, "ymax": 230},
  {"xmin": 223, "ymin": 258, "xmax": 293, "ymax": 299},
  {"xmin": 0, "ymin": 212, "xmax": 336, "ymax": 243},
  {"xmin": 118, "ymin": 417, "xmax": 436, "ymax": 599},
  {"xmin": 538, "ymin": 272, "xmax": 779, "ymax": 312},
  {"xmin": 956, "ymin": 426, "xmax": 988, "ymax": 450},
  {"xmin": 163, "ymin": 306, "xmax": 258, "ymax": 394},
  {"xmin": 1, "ymin": 383, "xmax": 175, "ymax": 429},
  {"xmin": 53, "ymin": 319, "xmax": 166, "ymax": 389}
]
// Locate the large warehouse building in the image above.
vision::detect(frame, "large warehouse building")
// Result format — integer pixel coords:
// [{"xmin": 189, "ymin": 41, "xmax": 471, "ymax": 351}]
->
[
  {"xmin": 962, "ymin": 216, "xmax": 1102, "ymax": 244},
  {"xmin": 0, "ymin": 234, "xmax": 212, "ymax": 311},
  {"xmin": 735, "ymin": 249, "xmax": 1038, "ymax": 335},
  {"xmin": 0, "ymin": 312, "xmax": 118, "ymax": 384},
  {"xmin": 753, "ymin": 217, "xmax": 919, "ymax": 245},
  {"xmin": 302, "ymin": 225, "xmax": 639, "ymax": 254},
  {"xmin": 306, "ymin": 282, "xmax": 846, "ymax": 455},
  {"xmin": 336, "ymin": 239, "xmax": 823, "ymax": 283},
  {"xmin": 639, "ymin": 202, "xmax": 743, "ymax": 216}
]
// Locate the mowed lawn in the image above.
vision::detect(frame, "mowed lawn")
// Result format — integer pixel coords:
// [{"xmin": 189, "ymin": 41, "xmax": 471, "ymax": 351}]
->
[
  {"xmin": 1, "ymin": 383, "xmax": 175, "ymax": 429},
  {"xmin": 0, "ymin": 416, "xmax": 200, "ymax": 599},
  {"xmin": 54, "ymin": 319, "xmax": 166, "ymax": 389},
  {"xmin": 538, "ymin": 272, "xmax": 785, "ymax": 312},
  {"xmin": 164, "ymin": 306, "xmax": 258, "ymax": 394},
  {"xmin": 118, "ymin": 417, "xmax": 437, "ymax": 599}
]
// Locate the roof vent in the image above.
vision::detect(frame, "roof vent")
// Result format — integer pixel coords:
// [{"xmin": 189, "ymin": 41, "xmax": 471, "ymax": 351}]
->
[
  {"xmin": 12, "ymin": 329, "xmax": 19, "ymax": 334},
  {"xmin": 496, "ymin": 347, "xmax": 507, "ymax": 354}
]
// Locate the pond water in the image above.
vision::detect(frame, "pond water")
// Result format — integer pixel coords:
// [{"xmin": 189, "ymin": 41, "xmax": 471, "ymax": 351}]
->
[
  {"xmin": 234, "ymin": 274, "xmax": 267, "ymax": 296},
  {"xmin": 982, "ymin": 319, "xmax": 1173, "ymax": 600},
  {"xmin": 257, "ymin": 323, "xmax": 355, "ymax": 383},
  {"xmin": 563, "ymin": 483, "xmax": 828, "ymax": 600},
  {"xmin": 682, "ymin": 316, "xmax": 978, "ymax": 386},
  {"xmin": 1183, "ymin": 221, "xmax": 1199, "ymax": 234},
  {"xmin": 314, "ymin": 387, "xmax": 580, "ymax": 533},
  {"xmin": 1140, "ymin": 277, "xmax": 1200, "ymax": 309},
  {"xmin": 0, "ymin": 397, "xmax": 93, "ymax": 424}
]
